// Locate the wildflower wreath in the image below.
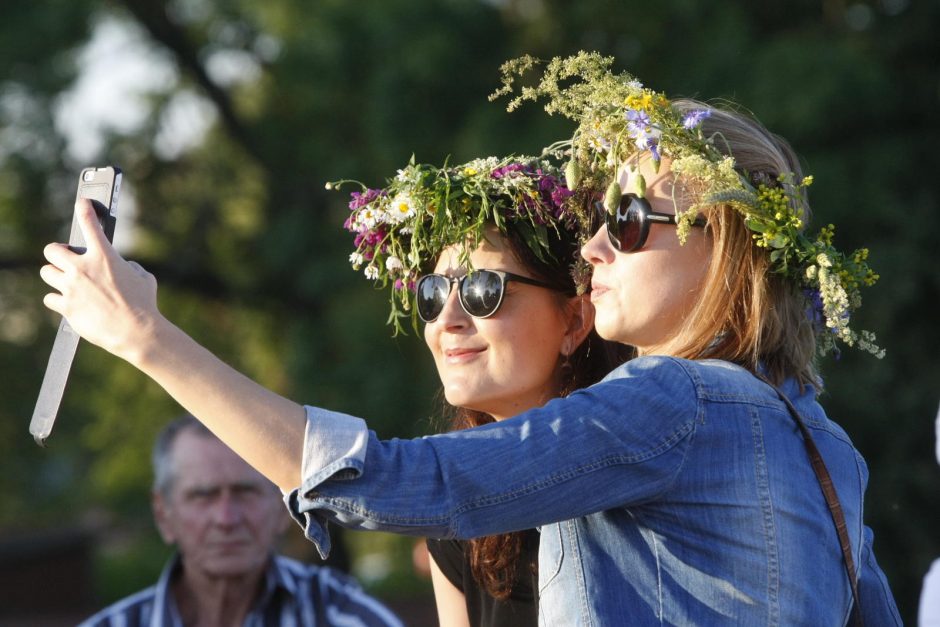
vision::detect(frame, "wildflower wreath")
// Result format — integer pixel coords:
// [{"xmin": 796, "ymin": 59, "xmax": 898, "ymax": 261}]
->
[
  {"xmin": 331, "ymin": 155, "xmax": 586, "ymax": 334},
  {"xmin": 492, "ymin": 52, "xmax": 883, "ymax": 358}
]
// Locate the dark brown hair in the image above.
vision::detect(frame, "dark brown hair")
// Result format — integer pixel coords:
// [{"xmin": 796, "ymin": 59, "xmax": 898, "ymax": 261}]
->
[{"xmin": 437, "ymin": 220, "xmax": 631, "ymax": 599}]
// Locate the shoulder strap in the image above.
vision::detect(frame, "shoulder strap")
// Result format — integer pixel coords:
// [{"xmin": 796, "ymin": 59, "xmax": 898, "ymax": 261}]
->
[{"xmin": 757, "ymin": 374, "xmax": 863, "ymax": 627}]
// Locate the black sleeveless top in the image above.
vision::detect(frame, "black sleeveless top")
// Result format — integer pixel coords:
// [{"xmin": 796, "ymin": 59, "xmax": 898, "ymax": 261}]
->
[{"xmin": 426, "ymin": 530, "xmax": 539, "ymax": 627}]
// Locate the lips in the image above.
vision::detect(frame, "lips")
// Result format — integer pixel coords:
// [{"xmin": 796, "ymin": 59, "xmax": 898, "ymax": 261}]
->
[
  {"xmin": 208, "ymin": 540, "xmax": 250, "ymax": 553},
  {"xmin": 443, "ymin": 346, "xmax": 485, "ymax": 363},
  {"xmin": 590, "ymin": 281, "xmax": 610, "ymax": 300}
]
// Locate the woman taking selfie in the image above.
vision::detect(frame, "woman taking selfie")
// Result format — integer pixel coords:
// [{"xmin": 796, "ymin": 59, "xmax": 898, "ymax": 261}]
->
[{"xmin": 41, "ymin": 53, "xmax": 900, "ymax": 624}]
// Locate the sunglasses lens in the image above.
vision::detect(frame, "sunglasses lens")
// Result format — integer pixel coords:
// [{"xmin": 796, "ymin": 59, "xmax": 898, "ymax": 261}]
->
[
  {"xmin": 461, "ymin": 271, "xmax": 504, "ymax": 317},
  {"xmin": 607, "ymin": 198, "xmax": 642, "ymax": 251},
  {"xmin": 416, "ymin": 275, "xmax": 450, "ymax": 322}
]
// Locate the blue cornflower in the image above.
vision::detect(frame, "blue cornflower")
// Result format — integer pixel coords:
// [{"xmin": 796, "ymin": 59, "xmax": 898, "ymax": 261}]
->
[
  {"xmin": 682, "ymin": 109, "xmax": 711, "ymax": 130},
  {"xmin": 646, "ymin": 138, "xmax": 660, "ymax": 163},
  {"xmin": 626, "ymin": 109, "xmax": 651, "ymax": 139},
  {"xmin": 803, "ymin": 288, "xmax": 826, "ymax": 330}
]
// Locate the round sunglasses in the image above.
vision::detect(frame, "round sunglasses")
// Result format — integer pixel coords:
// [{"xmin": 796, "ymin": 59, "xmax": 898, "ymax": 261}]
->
[
  {"xmin": 597, "ymin": 193, "xmax": 707, "ymax": 253},
  {"xmin": 415, "ymin": 269, "xmax": 555, "ymax": 322}
]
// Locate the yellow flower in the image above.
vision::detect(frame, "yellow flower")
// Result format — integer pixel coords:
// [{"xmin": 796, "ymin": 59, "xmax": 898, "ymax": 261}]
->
[{"xmin": 625, "ymin": 93, "xmax": 654, "ymax": 111}]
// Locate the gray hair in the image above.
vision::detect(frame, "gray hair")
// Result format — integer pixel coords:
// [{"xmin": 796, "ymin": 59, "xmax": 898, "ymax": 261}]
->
[{"xmin": 151, "ymin": 414, "xmax": 214, "ymax": 496}]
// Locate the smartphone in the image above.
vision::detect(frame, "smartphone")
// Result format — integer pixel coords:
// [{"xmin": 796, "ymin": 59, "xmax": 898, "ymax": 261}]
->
[
  {"xmin": 30, "ymin": 166, "xmax": 123, "ymax": 446},
  {"xmin": 68, "ymin": 166, "xmax": 122, "ymax": 252}
]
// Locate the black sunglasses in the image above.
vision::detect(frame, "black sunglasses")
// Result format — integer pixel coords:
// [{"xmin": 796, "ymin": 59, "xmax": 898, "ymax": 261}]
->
[
  {"xmin": 415, "ymin": 269, "xmax": 554, "ymax": 322},
  {"xmin": 596, "ymin": 193, "xmax": 707, "ymax": 253}
]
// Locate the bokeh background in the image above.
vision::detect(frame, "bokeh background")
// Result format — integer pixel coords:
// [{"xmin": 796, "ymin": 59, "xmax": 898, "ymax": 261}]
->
[{"xmin": 1, "ymin": 0, "xmax": 938, "ymax": 624}]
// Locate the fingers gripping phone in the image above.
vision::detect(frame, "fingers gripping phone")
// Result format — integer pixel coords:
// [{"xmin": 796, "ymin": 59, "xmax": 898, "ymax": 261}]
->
[{"xmin": 30, "ymin": 166, "xmax": 122, "ymax": 446}]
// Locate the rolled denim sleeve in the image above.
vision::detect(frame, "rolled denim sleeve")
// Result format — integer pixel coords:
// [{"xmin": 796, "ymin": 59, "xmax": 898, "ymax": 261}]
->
[{"xmin": 284, "ymin": 405, "xmax": 369, "ymax": 557}]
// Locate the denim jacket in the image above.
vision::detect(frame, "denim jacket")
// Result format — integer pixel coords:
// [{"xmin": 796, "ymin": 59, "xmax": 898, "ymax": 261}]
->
[{"xmin": 286, "ymin": 356, "xmax": 900, "ymax": 625}]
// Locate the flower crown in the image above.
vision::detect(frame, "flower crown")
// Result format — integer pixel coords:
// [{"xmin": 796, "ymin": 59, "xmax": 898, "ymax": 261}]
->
[
  {"xmin": 330, "ymin": 155, "xmax": 584, "ymax": 334},
  {"xmin": 492, "ymin": 52, "xmax": 883, "ymax": 358}
]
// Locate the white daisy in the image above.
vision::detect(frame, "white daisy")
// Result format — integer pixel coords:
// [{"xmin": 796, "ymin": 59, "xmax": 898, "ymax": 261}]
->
[
  {"xmin": 359, "ymin": 207, "xmax": 385, "ymax": 229},
  {"xmin": 387, "ymin": 194, "xmax": 416, "ymax": 223}
]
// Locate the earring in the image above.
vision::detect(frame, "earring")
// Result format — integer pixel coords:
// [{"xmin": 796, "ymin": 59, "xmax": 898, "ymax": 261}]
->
[
  {"xmin": 579, "ymin": 298, "xmax": 591, "ymax": 359},
  {"xmin": 560, "ymin": 351, "xmax": 573, "ymax": 375}
]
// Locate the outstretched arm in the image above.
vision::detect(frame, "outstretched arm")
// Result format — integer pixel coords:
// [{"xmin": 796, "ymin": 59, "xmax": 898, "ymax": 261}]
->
[{"xmin": 40, "ymin": 199, "xmax": 305, "ymax": 490}]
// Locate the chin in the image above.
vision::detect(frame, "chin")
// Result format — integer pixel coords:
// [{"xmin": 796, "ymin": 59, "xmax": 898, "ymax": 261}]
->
[
  {"xmin": 444, "ymin": 392, "xmax": 494, "ymax": 417},
  {"xmin": 205, "ymin": 560, "xmax": 262, "ymax": 578},
  {"xmin": 593, "ymin": 316, "xmax": 623, "ymax": 343},
  {"xmin": 443, "ymin": 382, "xmax": 475, "ymax": 405},
  {"xmin": 206, "ymin": 551, "xmax": 265, "ymax": 573},
  {"xmin": 444, "ymin": 391, "xmax": 476, "ymax": 410}
]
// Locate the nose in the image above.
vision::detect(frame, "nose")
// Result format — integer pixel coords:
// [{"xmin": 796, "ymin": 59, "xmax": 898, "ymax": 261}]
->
[
  {"xmin": 581, "ymin": 224, "xmax": 616, "ymax": 266},
  {"xmin": 212, "ymin": 493, "xmax": 243, "ymax": 527},
  {"xmin": 433, "ymin": 281, "xmax": 470, "ymax": 330}
]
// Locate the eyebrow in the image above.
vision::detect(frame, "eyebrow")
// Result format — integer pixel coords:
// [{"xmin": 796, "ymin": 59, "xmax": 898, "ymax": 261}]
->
[{"xmin": 181, "ymin": 481, "xmax": 268, "ymax": 496}]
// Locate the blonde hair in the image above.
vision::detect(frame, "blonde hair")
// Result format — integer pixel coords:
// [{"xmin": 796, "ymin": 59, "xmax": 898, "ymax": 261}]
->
[{"xmin": 654, "ymin": 99, "xmax": 820, "ymax": 389}]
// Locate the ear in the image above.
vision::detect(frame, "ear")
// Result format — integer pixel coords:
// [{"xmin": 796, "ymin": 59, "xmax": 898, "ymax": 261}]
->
[
  {"xmin": 152, "ymin": 491, "xmax": 176, "ymax": 546},
  {"xmin": 561, "ymin": 294, "xmax": 595, "ymax": 357}
]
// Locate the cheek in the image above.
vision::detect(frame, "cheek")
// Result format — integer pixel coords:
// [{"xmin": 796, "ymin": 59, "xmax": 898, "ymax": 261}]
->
[
  {"xmin": 249, "ymin": 502, "xmax": 286, "ymax": 535},
  {"xmin": 496, "ymin": 315, "xmax": 564, "ymax": 374},
  {"xmin": 669, "ymin": 238, "xmax": 710, "ymax": 303},
  {"xmin": 596, "ymin": 256, "xmax": 688, "ymax": 344},
  {"xmin": 423, "ymin": 324, "xmax": 446, "ymax": 370}
]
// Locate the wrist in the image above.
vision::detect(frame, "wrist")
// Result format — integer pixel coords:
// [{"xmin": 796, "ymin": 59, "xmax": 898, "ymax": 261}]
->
[{"xmin": 120, "ymin": 311, "xmax": 172, "ymax": 369}]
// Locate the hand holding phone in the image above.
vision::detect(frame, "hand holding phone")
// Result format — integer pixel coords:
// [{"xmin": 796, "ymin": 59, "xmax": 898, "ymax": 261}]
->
[{"xmin": 30, "ymin": 166, "xmax": 122, "ymax": 446}]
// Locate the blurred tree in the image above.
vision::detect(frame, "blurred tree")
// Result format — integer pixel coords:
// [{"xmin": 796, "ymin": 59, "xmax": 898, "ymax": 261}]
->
[{"xmin": 1, "ymin": 0, "xmax": 936, "ymax": 622}]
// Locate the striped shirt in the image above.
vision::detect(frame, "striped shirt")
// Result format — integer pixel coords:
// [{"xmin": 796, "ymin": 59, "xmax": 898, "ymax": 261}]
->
[{"xmin": 78, "ymin": 553, "xmax": 403, "ymax": 627}]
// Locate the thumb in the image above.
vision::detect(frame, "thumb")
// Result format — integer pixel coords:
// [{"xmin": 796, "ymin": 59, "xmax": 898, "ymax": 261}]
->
[{"xmin": 74, "ymin": 198, "xmax": 111, "ymax": 254}]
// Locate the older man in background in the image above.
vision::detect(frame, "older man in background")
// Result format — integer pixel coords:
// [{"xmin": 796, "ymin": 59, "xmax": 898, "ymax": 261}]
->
[{"xmin": 80, "ymin": 414, "xmax": 401, "ymax": 627}]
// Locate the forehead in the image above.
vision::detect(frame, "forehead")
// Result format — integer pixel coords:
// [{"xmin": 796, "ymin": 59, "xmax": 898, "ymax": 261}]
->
[
  {"xmin": 432, "ymin": 229, "xmax": 526, "ymax": 275},
  {"xmin": 618, "ymin": 155, "xmax": 677, "ymax": 195},
  {"xmin": 169, "ymin": 431, "xmax": 272, "ymax": 492}
]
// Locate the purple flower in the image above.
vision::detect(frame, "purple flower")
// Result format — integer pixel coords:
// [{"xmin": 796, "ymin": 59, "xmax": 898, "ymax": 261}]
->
[
  {"xmin": 646, "ymin": 138, "xmax": 661, "ymax": 163},
  {"xmin": 626, "ymin": 109, "xmax": 650, "ymax": 125},
  {"xmin": 804, "ymin": 287, "xmax": 823, "ymax": 311},
  {"xmin": 805, "ymin": 287, "xmax": 850, "ymax": 326},
  {"xmin": 354, "ymin": 228, "xmax": 387, "ymax": 252},
  {"xmin": 367, "ymin": 230, "xmax": 386, "ymax": 246},
  {"xmin": 491, "ymin": 163, "xmax": 530, "ymax": 179},
  {"xmin": 625, "ymin": 109, "xmax": 650, "ymax": 137},
  {"xmin": 550, "ymin": 185, "xmax": 574, "ymax": 212},
  {"xmin": 348, "ymin": 188, "xmax": 384, "ymax": 211},
  {"xmin": 538, "ymin": 175, "xmax": 556, "ymax": 192},
  {"xmin": 682, "ymin": 109, "xmax": 711, "ymax": 130},
  {"xmin": 394, "ymin": 278, "xmax": 417, "ymax": 292}
]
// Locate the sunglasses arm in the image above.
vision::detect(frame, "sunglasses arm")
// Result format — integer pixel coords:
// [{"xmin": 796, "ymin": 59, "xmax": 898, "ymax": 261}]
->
[{"xmin": 649, "ymin": 212, "xmax": 707, "ymax": 227}]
